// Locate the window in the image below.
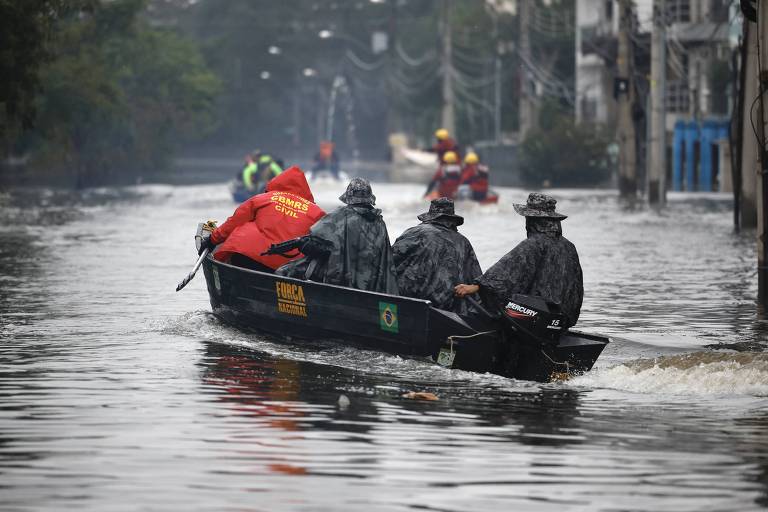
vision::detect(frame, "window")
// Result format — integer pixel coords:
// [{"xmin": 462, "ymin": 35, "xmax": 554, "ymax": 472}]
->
[{"xmin": 666, "ymin": 0, "xmax": 690, "ymax": 23}]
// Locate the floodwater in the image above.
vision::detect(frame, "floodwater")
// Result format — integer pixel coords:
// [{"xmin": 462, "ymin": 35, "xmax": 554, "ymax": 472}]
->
[{"xmin": 1, "ymin": 180, "xmax": 767, "ymax": 512}]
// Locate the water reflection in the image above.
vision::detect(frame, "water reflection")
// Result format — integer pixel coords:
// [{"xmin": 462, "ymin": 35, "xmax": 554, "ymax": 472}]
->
[
  {"xmin": 203, "ymin": 345, "xmax": 310, "ymax": 428},
  {"xmin": 200, "ymin": 341, "xmax": 588, "ymax": 455}
]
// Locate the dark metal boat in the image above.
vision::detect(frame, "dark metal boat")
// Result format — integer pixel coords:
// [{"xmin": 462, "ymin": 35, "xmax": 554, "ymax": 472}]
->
[
  {"xmin": 194, "ymin": 225, "xmax": 609, "ymax": 382},
  {"xmin": 228, "ymin": 180, "xmax": 255, "ymax": 203}
]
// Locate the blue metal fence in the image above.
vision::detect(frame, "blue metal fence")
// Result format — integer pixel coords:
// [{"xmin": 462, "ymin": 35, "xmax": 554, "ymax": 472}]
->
[{"xmin": 672, "ymin": 119, "xmax": 730, "ymax": 191}]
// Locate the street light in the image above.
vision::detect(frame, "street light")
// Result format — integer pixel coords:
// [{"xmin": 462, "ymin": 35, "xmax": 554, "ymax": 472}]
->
[
  {"xmin": 303, "ymin": 67, "xmax": 317, "ymax": 77},
  {"xmin": 316, "ymin": 29, "xmax": 373, "ymax": 55},
  {"xmin": 268, "ymin": 45, "xmax": 281, "ymax": 55},
  {"xmin": 260, "ymin": 71, "xmax": 271, "ymax": 80}
]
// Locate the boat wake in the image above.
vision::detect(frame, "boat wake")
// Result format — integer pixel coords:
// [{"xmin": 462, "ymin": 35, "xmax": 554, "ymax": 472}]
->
[
  {"xmin": 570, "ymin": 351, "xmax": 768, "ymax": 397},
  {"xmin": 160, "ymin": 311, "xmax": 547, "ymax": 390}
]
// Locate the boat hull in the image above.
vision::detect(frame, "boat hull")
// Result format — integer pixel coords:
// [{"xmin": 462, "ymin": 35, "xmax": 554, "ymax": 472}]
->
[
  {"xmin": 229, "ymin": 180, "xmax": 257, "ymax": 203},
  {"xmin": 201, "ymin": 256, "xmax": 609, "ymax": 382}
]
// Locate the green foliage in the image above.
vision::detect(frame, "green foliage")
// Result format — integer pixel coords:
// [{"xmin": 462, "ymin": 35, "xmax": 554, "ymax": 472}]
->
[
  {"xmin": 8, "ymin": 0, "xmax": 220, "ymax": 186},
  {"xmin": 163, "ymin": 0, "xmax": 529, "ymax": 154},
  {"xmin": 0, "ymin": 0, "xmax": 96, "ymax": 146},
  {"xmin": 520, "ymin": 102, "xmax": 612, "ymax": 188}
]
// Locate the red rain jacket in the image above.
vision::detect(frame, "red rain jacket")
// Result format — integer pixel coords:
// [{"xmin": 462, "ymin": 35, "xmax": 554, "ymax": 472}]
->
[
  {"xmin": 429, "ymin": 163, "xmax": 462, "ymax": 199},
  {"xmin": 460, "ymin": 163, "xmax": 489, "ymax": 193},
  {"xmin": 210, "ymin": 166, "xmax": 326, "ymax": 269},
  {"xmin": 431, "ymin": 138, "xmax": 461, "ymax": 162}
]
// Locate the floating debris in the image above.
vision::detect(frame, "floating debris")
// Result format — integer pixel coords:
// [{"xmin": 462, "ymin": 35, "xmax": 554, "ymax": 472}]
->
[{"xmin": 402, "ymin": 391, "xmax": 439, "ymax": 401}]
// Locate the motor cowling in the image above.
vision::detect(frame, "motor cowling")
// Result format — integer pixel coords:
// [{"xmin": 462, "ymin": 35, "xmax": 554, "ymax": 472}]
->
[{"xmin": 502, "ymin": 294, "xmax": 566, "ymax": 344}]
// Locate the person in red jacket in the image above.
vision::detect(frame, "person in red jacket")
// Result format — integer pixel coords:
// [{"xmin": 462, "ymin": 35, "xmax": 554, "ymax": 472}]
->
[
  {"xmin": 430, "ymin": 128, "xmax": 461, "ymax": 163},
  {"xmin": 458, "ymin": 152, "xmax": 490, "ymax": 201},
  {"xmin": 199, "ymin": 166, "xmax": 325, "ymax": 272},
  {"xmin": 424, "ymin": 150, "xmax": 462, "ymax": 200}
]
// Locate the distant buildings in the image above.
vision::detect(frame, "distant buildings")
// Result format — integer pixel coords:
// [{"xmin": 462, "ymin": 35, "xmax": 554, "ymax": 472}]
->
[{"xmin": 575, "ymin": 0, "xmax": 739, "ymax": 191}]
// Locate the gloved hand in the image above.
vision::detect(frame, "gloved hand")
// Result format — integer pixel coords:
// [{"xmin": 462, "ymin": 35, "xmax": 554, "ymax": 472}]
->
[
  {"xmin": 198, "ymin": 236, "xmax": 217, "ymax": 255},
  {"xmin": 299, "ymin": 236, "xmax": 332, "ymax": 258}
]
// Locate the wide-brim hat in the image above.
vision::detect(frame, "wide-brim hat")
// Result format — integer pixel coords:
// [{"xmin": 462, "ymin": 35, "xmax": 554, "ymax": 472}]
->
[
  {"xmin": 339, "ymin": 177, "xmax": 376, "ymax": 205},
  {"xmin": 418, "ymin": 197, "xmax": 464, "ymax": 226},
  {"xmin": 513, "ymin": 192, "xmax": 567, "ymax": 219}
]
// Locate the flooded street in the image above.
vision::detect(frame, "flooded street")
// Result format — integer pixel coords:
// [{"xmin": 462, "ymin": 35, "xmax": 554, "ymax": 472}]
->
[{"xmin": 1, "ymin": 181, "xmax": 767, "ymax": 511}]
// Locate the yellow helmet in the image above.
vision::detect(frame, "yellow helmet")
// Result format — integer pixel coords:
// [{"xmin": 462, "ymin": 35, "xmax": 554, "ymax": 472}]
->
[
  {"xmin": 443, "ymin": 151, "xmax": 458, "ymax": 164},
  {"xmin": 435, "ymin": 128, "xmax": 449, "ymax": 140},
  {"xmin": 464, "ymin": 152, "xmax": 479, "ymax": 164}
]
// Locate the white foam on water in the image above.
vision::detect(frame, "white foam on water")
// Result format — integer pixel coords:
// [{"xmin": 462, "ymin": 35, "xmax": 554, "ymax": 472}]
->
[
  {"xmin": 156, "ymin": 311, "xmax": 549, "ymax": 392},
  {"xmin": 571, "ymin": 352, "xmax": 768, "ymax": 397}
]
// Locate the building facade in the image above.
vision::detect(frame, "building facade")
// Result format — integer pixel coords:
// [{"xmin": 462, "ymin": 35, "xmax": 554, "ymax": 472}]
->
[{"xmin": 575, "ymin": 0, "xmax": 738, "ymax": 191}]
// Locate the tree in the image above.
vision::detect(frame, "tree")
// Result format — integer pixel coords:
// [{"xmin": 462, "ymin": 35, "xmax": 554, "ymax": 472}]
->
[
  {"xmin": 520, "ymin": 100, "xmax": 612, "ymax": 187},
  {"xmin": 12, "ymin": 0, "xmax": 220, "ymax": 186},
  {"xmin": 0, "ymin": 1, "xmax": 96, "ymax": 149}
]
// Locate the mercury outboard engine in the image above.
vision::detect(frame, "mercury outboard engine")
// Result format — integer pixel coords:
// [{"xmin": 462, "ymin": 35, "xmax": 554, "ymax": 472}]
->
[{"xmin": 501, "ymin": 294, "xmax": 566, "ymax": 346}]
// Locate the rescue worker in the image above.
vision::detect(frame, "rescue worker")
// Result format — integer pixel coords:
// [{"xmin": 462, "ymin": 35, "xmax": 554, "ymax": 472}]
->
[
  {"xmin": 255, "ymin": 154, "xmax": 283, "ymax": 192},
  {"xmin": 199, "ymin": 166, "xmax": 326, "ymax": 272},
  {"xmin": 393, "ymin": 198, "xmax": 481, "ymax": 315},
  {"xmin": 312, "ymin": 140, "xmax": 341, "ymax": 179},
  {"xmin": 276, "ymin": 178, "xmax": 398, "ymax": 294},
  {"xmin": 425, "ymin": 151, "xmax": 462, "ymax": 199},
  {"xmin": 241, "ymin": 150, "xmax": 262, "ymax": 192},
  {"xmin": 454, "ymin": 193, "xmax": 583, "ymax": 327},
  {"xmin": 458, "ymin": 152, "xmax": 490, "ymax": 201},
  {"xmin": 429, "ymin": 128, "xmax": 461, "ymax": 163}
]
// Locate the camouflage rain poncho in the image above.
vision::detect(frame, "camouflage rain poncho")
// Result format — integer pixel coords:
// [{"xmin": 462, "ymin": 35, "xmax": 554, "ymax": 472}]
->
[
  {"xmin": 476, "ymin": 218, "xmax": 583, "ymax": 327},
  {"xmin": 276, "ymin": 204, "xmax": 398, "ymax": 294},
  {"xmin": 393, "ymin": 219, "xmax": 482, "ymax": 314}
]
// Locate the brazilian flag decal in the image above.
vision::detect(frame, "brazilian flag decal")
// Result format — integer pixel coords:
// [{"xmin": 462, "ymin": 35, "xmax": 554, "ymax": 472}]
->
[{"xmin": 379, "ymin": 302, "xmax": 399, "ymax": 333}]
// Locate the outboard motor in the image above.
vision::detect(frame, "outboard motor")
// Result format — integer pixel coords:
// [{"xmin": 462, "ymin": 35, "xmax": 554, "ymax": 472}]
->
[{"xmin": 501, "ymin": 294, "xmax": 566, "ymax": 346}]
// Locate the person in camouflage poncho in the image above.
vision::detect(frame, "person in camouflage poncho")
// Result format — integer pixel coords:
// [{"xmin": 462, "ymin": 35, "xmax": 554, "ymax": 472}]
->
[
  {"xmin": 276, "ymin": 178, "xmax": 398, "ymax": 294},
  {"xmin": 455, "ymin": 193, "xmax": 583, "ymax": 327},
  {"xmin": 392, "ymin": 198, "xmax": 481, "ymax": 314}
]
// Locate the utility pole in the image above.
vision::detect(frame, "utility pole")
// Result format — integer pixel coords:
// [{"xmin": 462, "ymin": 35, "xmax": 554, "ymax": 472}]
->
[
  {"xmin": 757, "ymin": 2, "xmax": 768, "ymax": 307},
  {"xmin": 293, "ymin": 80, "xmax": 301, "ymax": 154},
  {"xmin": 739, "ymin": 20, "xmax": 758, "ymax": 229},
  {"xmin": 518, "ymin": 0, "xmax": 534, "ymax": 138},
  {"xmin": 441, "ymin": 0, "xmax": 455, "ymax": 135},
  {"xmin": 386, "ymin": 0, "xmax": 399, "ymax": 135},
  {"xmin": 648, "ymin": 0, "xmax": 667, "ymax": 206},
  {"xmin": 493, "ymin": 12, "xmax": 502, "ymax": 143},
  {"xmin": 292, "ymin": 65, "xmax": 304, "ymax": 156},
  {"xmin": 617, "ymin": 0, "xmax": 637, "ymax": 199},
  {"xmin": 316, "ymin": 84, "xmax": 325, "ymax": 147}
]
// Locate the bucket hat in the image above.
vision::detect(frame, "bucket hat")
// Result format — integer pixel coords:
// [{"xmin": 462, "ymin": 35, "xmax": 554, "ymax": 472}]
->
[
  {"xmin": 339, "ymin": 177, "xmax": 376, "ymax": 205},
  {"xmin": 418, "ymin": 197, "xmax": 464, "ymax": 226},
  {"xmin": 513, "ymin": 192, "xmax": 567, "ymax": 219}
]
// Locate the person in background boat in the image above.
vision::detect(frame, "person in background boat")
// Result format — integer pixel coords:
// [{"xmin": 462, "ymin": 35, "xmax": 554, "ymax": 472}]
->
[
  {"xmin": 312, "ymin": 140, "xmax": 341, "ymax": 179},
  {"xmin": 199, "ymin": 166, "xmax": 325, "ymax": 272},
  {"xmin": 392, "ymin": 198, "xmax": 481, "ymax": 315},
  {"xmin": 454, "ymin": 193, "xmax": 583, "ymax": 327},
  {"xmin": 240, "ymin": 149, "xmax": 262, "ymax": 192},
  {"xmin": 255, "ymin": 154, "xmax": 283, "ymax": 192},
  {"xmin": 428, "ymin": 128, "xmax": 461, "ymax": 163},
  {"xmin": 424, "ymin": 151, "xmax": 462, "ymax": 200},
  {"xmin": 276, "ymin": 178, "xmax": 398, "ymax": 294},
  {"xmin": 457, "ymin": 152, "xmax": 490, "ymax": 201}
]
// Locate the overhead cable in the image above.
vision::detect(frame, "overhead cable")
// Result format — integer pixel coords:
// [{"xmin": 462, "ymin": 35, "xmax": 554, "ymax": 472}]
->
[
  {"xmin": 344, "ymin": 49, "xmax": 385, "ymax": 71},
  {"xmin": 395, "ymin": 41, "xmax": 437, "ymax": 67}
]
